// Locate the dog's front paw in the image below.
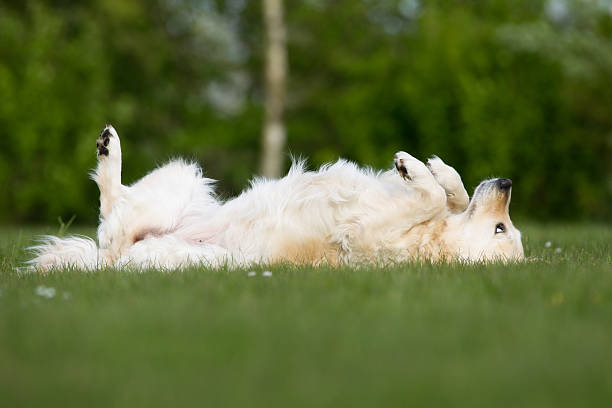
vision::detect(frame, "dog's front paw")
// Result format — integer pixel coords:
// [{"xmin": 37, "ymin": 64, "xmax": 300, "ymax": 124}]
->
[
  {"xmin": 394, "ymin": 151, "xmax": 426, "ymax": 181},
  {"xmin": 426, "ymin": 156, "xmax": 459, "ymax": 187},
  {"xmin": 96, "ymin": 125, "xmax": 118, "ymax": 157},
  {"xmin": 426, "ymin": 156, "xmax": 469, "ymax": 212}
]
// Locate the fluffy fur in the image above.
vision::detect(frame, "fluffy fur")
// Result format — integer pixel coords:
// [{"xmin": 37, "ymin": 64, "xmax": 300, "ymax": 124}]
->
[{"xmin": 29, "ymin": 125, "xmax": 524, "ymax": 271}]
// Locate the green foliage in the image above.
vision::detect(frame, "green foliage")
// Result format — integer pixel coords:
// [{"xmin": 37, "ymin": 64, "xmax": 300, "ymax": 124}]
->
[
  {"xmin": 0, "ymin": 0, "xmax": 610, "ymax": 223},
  {"xmin": 286, "ymin": 0, "xmax": 611, "ymax": 220}
]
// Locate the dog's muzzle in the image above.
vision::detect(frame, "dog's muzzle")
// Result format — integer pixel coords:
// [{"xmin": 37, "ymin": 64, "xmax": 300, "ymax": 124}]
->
[{"xmin": 496, "ymin": 178, "xmax": 512, "ymax": 192}]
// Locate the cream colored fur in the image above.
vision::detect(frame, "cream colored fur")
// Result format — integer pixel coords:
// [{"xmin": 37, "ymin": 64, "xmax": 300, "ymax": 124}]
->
[{"xmin": 29, "ymin": 126, "xmax": 524, "ymax": 271}]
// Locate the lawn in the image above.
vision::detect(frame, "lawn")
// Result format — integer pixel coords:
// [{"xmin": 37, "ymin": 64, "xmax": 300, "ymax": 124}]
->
[{"xmin": 0, "ymin": 223, "xmax": 610, "ymax": 407}]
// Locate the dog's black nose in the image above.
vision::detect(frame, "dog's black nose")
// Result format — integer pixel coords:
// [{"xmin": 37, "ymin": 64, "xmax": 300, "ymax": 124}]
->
[{"xmin": 497, "ymin": 178, "xmax": 512, "ymax": 190}]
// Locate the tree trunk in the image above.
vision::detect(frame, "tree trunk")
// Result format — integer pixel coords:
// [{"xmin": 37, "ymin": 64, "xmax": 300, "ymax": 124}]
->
[{"xmin": 260, "ymin": 0, "xmax": 288, "ymax": 179}]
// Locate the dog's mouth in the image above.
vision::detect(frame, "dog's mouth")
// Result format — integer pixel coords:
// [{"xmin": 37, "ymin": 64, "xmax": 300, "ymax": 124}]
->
[{"xmin": 466, "ymin": 178, "xmax": 512, "ymax": 217}]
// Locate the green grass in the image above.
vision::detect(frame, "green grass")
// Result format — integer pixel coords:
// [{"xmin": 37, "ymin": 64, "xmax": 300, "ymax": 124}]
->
[{"xmin": 0, "ymin": 223, "xmax": 611, "ymax": 407}]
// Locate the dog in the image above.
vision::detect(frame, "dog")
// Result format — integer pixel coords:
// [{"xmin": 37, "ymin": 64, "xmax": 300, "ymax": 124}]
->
[{"xmin": 29, "ymin": 125, "xmax": 524, "ymax": 270}]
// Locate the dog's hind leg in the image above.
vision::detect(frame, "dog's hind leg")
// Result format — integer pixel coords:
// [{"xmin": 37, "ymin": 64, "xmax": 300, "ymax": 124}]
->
[
  {"xmin": 27, "ymin": 125, "xmax": 123, "ymax": 271},
  {"xmin": 116, "ymin": 235, "xmax": 235, "ymax": 270},
  {"xmin": 91, "ymin": 125, "xmax": 125, "ymax": 219},
  {"xmin": 426, "ymin": 156, "xmax": 469, "ymax": 213}
]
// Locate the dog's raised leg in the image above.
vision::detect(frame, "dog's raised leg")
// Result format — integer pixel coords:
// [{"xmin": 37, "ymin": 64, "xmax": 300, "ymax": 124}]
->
[
  {"xmin": 27, "ymin": 126, "xmax": 123, "ymax": 271},
  {"xmin": 426, "ymin": 156, "xmax": 469, "ymax": 213},
  {"xmin": 393, "ymin": 151, "xmax": 447, "ymax": 218},
  {"xmin": 92, "ymin": 125, "xmax": 124, "ymax": 219},
  {"xmin": 394, "ymin": 151, "xmax": 441, "ymax": 187}
]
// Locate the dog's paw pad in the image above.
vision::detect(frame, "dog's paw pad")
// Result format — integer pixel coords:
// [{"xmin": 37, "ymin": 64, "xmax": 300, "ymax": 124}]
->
[
  {"xmin": 394, "ymin": 151, "xmax": 419, "ymax": 181},
  {"xmin": 425, "ymin": 156, "xmax": 441, "ymax": 176},
  {"xmin": 96, "ymin": 125, "xmax": 114, "ymax": 157},
  {"xmin": 395, "ymin": 160, "xmax": 410, "ymax": 180}
]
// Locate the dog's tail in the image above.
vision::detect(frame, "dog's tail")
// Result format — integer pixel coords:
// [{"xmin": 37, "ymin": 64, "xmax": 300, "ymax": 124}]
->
[{"xmin": 27, "ymin": 235, "xmax": 101, "ymax": 272}]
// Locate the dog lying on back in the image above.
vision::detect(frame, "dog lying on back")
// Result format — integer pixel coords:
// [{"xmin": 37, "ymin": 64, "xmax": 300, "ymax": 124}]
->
[{"xmin": 30, "ymin": 125, "xmax": 524, "ymax": 270}]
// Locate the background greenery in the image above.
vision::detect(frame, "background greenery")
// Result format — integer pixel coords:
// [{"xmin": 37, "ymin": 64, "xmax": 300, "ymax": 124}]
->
[{"xmin": 0, "ymin": 0, "xmax": 610, "ymax": 224}]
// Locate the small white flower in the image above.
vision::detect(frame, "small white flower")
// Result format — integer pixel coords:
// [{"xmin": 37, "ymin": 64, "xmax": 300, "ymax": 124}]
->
[
  {"xmin": 262, "ymin": 271, "xmax": 272, "ymax": 277},
  {"xmin": 545, "ymin": 241, "xmax": 552, "ymax": 248},
  {"xmin": 62, "ymin": 292, "xmax": 72, "ymax": 300},
  {"xmin": 555, "ymin": 247, "xmax": 562, "ymax": 253},
  {"xmin": 247, "ymin": 271, "xmax": 257, "ymax": 277},
  {"xmin": 35, "ymin": 285, "xmax": 56, "ymax": 299}
]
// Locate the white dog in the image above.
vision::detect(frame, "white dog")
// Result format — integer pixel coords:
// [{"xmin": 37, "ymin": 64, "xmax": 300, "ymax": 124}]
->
[{"xmin": 29, "ymin": 125, "xmax": 524, "ymax": 270}]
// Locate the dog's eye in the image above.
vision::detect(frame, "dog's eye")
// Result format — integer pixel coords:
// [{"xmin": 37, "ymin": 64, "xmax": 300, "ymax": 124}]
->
[{"xmin": 495, "ymin": 223, "xmax": 505, "ymax": 234}]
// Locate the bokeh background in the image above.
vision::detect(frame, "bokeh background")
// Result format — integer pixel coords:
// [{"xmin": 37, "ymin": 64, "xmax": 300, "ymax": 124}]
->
[{"xmin": 0, "ymin": 0, "xmax": 610, "ymax": 225}]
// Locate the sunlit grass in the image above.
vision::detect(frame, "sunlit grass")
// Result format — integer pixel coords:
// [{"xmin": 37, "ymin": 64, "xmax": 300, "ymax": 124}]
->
[{"xmin": 0, "ymin": 223, "xmax": 610, "ymax": 407}]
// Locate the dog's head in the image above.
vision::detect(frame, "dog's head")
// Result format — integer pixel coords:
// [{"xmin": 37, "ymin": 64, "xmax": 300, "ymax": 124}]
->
[{"xmin": 450, "ymin": 178, "xmax": 524, "ymax": 262}]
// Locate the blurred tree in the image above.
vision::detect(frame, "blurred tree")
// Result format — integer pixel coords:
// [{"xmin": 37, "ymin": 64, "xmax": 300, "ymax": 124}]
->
[{"xmin": 261, "ymin": 0, "xmax": 288, "ymax": 179}]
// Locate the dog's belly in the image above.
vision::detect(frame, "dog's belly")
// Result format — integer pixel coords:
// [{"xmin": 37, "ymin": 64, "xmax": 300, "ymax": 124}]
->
[{"xmin": 269, "ymin": 235, "xmax": 339, "ymax": 265}]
